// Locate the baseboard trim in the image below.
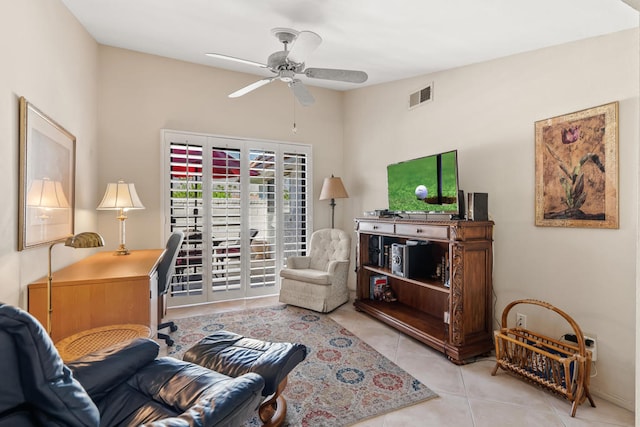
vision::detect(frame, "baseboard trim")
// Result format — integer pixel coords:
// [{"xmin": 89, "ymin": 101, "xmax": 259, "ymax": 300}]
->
[{"xmin": 591, "ymin": 388, "xmax": 634, "ymax": 412}]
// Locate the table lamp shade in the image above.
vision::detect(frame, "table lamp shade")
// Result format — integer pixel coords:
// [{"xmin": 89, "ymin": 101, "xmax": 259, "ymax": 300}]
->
[
  {"xmin": 97, "ymin": 180, "xmax": 144, "ymax": 255},
  {"xmin": 65, "ymin": 232, "xmax": 105, "ymax": 249},
  {"xmin": 97, "ymin": 181, "xmax": 145, "ymax": 210}
]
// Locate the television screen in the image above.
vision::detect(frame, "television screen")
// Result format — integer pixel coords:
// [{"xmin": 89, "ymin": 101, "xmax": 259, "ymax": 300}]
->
[{"xmin": 387, "ymin": 150, "xmax": 459, "ymax": 213}]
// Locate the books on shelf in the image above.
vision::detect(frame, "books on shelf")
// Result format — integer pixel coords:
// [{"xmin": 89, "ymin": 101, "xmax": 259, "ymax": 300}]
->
[
  {"xmin": 370, "ymin": 275, "xmax": 387, "ymax": 301},
  {"xmin": 370, "ymin": 275, "xmax": 386, "ymax": 300}
]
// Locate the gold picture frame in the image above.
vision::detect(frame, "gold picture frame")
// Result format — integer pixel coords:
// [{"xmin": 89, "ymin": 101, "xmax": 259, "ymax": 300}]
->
[
  {"xmin": 535, "ymin": 101, "xmax": 618, "ymax": 229},
  {"xmin": 18, "ymin": 97, "xmax": 76, "ymax": 250}
]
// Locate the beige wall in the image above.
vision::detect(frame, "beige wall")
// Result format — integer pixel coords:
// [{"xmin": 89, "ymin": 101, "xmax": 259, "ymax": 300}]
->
[
  {"xmin": 343, "ymin": 29, "xmax": 639, "ymax": 410},
  {"xmin": 96, "ymin": 46, "xmax": 345, "ymax": 251},
  {"xmin": 0, "ymin": 0, "xmax": 100, "ymax": 307}
]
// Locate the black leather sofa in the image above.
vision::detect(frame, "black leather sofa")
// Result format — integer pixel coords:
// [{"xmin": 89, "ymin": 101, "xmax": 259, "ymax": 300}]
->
[{"xmin": 0, "ymin": 303, "xmax": 265, "ymax": 426}]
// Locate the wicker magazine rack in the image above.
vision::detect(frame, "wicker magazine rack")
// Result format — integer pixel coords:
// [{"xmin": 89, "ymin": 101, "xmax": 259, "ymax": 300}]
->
[{"xmin": 492, "ymin": 299, "xmax": 596, "ymax": 417}]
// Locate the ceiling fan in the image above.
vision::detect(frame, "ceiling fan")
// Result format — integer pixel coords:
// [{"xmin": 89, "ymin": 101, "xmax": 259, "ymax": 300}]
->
[{"xmin": 206, "ymin": 28, "xmax": 368, "ymax": 106}]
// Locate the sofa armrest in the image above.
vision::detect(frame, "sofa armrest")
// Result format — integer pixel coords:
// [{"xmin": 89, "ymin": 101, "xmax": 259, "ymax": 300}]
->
[
  {"xmin": 67, "ymin": 338, "xmax": 159, "ymax": 401},
  {"xmin": 284, "ymin": 256, "xmax": 310, "ymax": 269}
]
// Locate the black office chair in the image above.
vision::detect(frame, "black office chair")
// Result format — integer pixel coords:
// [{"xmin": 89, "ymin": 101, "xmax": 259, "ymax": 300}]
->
[{"xmin": 157, "ymin": 230, "xmax": 185, "ymax": 346}]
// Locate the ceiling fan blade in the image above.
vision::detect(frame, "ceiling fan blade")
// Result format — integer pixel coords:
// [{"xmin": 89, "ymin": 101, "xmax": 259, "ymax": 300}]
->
[
  {"xmin": 287, "ymin": 31, "xmax": 322, "ymax": 64},
  {"xmin": 206, "ymin": 52, "xmax": 267, "ymax": 68},
  {"xmin": 304, "ymin": 68, "xmax": 368, "ymax": 83},
  {"xmin": 228, "ymin": 78, "xmax": 275, "ymax": 98},
  {"xmin": 288, "ymin": 79, "xmax": 315, "ymax": 106}
]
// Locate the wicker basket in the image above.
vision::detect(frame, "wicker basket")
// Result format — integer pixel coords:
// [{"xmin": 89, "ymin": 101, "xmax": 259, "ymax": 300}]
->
[{"xmin": 491, "ymin": 299, "xmax": 595, "ymax": 417}]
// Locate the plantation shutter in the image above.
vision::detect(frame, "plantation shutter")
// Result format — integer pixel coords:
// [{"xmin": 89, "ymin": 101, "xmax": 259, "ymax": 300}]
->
[{"xmin": 162, "ymin": 130, "xmax": 312, "ymax": 305}]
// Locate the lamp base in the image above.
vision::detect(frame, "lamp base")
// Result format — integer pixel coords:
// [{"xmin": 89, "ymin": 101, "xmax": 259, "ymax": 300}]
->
[{"xmin": 114, "ymin": 244, "xmax": 130, "ymax": 256}]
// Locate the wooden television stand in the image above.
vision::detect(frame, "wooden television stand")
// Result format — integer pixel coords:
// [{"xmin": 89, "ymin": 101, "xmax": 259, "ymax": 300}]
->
[{"xmin": 354, "ymin": 217, "xmax": 494, "ymax": 364}]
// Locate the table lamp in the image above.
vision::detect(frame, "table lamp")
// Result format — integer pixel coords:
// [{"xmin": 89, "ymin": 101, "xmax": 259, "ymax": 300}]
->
[
  {"xmin": 97, "ymin": 180, "xmax": 145, "ymax": 255},
  {"xmin": 47, "ymin": 232, "xmax": 104, "ymax": 335},
  {"xmin": 319, "ymin": 175, "xmax": 349, "ymax": 228}
]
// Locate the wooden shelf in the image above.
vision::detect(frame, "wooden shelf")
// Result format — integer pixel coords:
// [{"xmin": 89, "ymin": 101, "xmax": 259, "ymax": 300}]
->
[
  {"xmin": 354, "ymin": 299, "xmax": 446, "ymax": 346},
  {"xmin": 362, "ymin": 265, "xmax": 450, "ymax": 294}
]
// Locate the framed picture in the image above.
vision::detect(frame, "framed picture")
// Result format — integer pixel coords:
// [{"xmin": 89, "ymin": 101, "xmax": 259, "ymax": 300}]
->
[
  {"xmin": 535, "ymin": 101, "xmax": 618, "ymax": 229},
  {"xmin": 18, "ymin": 97, "xmax": 75, "ymax": 250}
]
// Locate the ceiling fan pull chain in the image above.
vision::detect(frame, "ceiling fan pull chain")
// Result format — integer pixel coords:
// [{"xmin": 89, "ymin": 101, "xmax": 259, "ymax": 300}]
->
[{"xmin": 292, "ymin": 94, "xmax": 297, "ymax": 134}]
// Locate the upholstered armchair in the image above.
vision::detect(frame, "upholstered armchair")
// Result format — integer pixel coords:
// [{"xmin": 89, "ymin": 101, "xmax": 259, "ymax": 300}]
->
[{"xmin": 279, "ymin": 228, "xmax": 351, "ymax": 313}]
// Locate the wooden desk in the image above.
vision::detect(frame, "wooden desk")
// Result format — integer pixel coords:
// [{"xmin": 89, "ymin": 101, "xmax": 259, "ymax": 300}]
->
[{"xmin": 28, "ymin": 249, "xmax": 164, "ymax": 343}]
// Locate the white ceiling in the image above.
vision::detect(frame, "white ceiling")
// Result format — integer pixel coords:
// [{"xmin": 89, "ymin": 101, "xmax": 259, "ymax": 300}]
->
[{"xmin": 61, "ymin": 0, "xmax": 638, "ymax": 92}]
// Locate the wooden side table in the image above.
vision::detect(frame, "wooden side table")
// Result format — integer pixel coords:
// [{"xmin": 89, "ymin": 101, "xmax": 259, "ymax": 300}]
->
[{"xmin": 55, "ymin": 324, "xmax": 152, "ymax": 362}]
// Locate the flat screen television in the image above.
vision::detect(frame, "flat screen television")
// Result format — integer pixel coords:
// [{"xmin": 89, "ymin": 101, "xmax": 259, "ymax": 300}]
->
[{"xmin": 386, "ymin": 149, "xmax": 460, "ymax": 214}]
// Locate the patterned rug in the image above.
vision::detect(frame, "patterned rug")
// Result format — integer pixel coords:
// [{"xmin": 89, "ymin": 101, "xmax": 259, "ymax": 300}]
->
[{"xmin": 167, "ymin": 304, "xmax": 437, "ymax": 426}]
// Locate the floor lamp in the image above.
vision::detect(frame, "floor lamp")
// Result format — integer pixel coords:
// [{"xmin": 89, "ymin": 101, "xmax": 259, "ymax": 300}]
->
[
  {"xmin": 47, "ymin": 232, "xmax": 104, "ymax": 335},
  {"xmin": 319, "ymin": 175, "xmax": 349, "ymax": 228},
  {"xmin": 97, "ymin": 180, "xmax": 145, "ymax": 255}
]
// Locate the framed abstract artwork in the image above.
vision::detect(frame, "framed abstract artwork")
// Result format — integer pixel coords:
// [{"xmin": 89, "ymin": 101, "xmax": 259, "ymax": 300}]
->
[
  {"xmin": 535, "ymin": 101, "xmax": 618, "ymax": 229},
  {"xmin": 18, "ymin": 97, "xmax": 76, "ymax": 250}
]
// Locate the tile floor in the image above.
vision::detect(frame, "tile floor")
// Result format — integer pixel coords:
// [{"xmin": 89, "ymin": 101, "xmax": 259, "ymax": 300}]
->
[{"xmin": 165, "ymin": 295, "xmax": 634, "ymax": 427}]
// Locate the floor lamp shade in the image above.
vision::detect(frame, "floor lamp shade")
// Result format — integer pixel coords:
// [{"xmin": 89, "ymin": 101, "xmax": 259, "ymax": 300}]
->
[
  {"xmin": 319, "ymin": 175, "xmax": 349, "ymax": 228},
  {"xmin": 97, "ymin": 180, "xmax": 145, "ymax": 255},
  {"xmin": 47, "ymin": 232, "xmax": 104, "ymax": 336}
]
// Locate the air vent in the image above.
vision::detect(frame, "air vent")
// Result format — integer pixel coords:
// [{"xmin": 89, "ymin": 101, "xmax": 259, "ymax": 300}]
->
[{"xmin": 408, "ymin": 83, "xmax": 433, "ymax": 110}]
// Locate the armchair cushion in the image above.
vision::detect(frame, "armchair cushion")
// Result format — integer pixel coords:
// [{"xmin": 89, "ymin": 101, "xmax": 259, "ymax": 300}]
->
[
  {"xmin": 279, "ymin": 267, "xmax": 330, "ymax": 285},
  {"xmin": 308, "ymin": 229, "xmax": 351, "ymax": 271},
  {"xmin": 66, "ymin": 338, "xmax": 160, "ymax": 402}
]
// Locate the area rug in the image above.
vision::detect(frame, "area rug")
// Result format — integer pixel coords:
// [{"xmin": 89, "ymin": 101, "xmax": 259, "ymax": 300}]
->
[{"xmin": 167, "ymin": 304, "xmax": 437, "ymax": 426}]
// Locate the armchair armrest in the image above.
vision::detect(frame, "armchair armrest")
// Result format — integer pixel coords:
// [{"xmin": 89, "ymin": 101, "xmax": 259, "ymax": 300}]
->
[
  {"xmin": 67, "ymin": 338, "xmax": 159, "ymax": 402},
  {"xmin": 284, "ymin": 256, "xmax": 310, "ymax": 269},
  {"xmin": 327, "ymin": 259, "xmax": 350, "ymax": 276}
]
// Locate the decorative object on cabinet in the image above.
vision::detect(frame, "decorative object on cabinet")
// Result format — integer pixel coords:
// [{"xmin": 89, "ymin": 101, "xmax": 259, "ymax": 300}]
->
[
  {"xmin": 319, "ymin": 175, "xmax": 349, "ymax": 228},
  {"xmin": 46, "ymin": 232, "xmax": 104, "ymax": 335},
  {"xmin": 97, "ymin": 180, "xmax": 145, "ymax": 255},
  {"xmin": 492, "ymin": 299, "xmax": 596, "ymax": 417},
  {"xmin": 18, "ymin": 97, "xmax": 75, "ymax": 250},
  {"xmin": 354, "ymin": 217, "xmax": 494, "ymax": 364},
  {"xmin": 535, "ymin": 101, "xmax": 618, "ymax": 229}
]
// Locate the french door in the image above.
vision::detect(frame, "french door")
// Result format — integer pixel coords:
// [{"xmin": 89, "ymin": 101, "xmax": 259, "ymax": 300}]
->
[{"xmin": 162, "ymin": 130, "xmax": 312, "ymax": 306}]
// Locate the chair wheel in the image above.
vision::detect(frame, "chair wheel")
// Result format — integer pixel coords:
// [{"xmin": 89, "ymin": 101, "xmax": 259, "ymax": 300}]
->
[
  {"xmin": 170, "ymin": 325, "xmax": 178, "ymax": 332},
  {"xmin": 167, "ymin": 339, "xmax": 175, "ymax": 347}
]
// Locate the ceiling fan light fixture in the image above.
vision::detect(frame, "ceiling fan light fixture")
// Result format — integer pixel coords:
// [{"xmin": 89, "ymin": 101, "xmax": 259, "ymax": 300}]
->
[{"xmin": 214, "ymin": 27, "xmax": 368, "ymax": 105}]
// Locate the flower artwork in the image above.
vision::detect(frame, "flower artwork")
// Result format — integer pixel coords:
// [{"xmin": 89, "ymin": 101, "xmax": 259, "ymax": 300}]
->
[{"xmin": 535, "ymin": 102, "xmax": 618, "ymax": 229}]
